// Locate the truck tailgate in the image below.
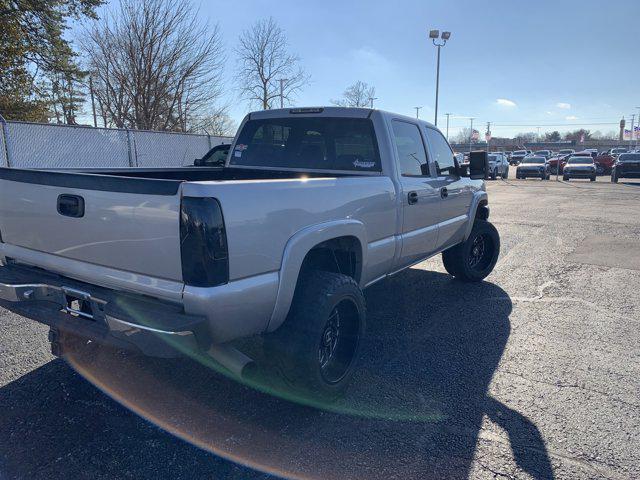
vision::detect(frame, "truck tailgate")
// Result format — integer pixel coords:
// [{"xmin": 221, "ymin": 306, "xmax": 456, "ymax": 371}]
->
[{"xmin": 0, "ymin": 169, "xmax": 183, "ymax": 282}]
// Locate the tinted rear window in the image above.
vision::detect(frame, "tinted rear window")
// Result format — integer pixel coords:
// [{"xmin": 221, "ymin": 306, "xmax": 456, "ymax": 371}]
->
[
  {"xmin": 231, "ymin": 117, "xmax": 381, "ymax": 172},
  {"xmin": 619, "ymin": 153, "xmax": 640, "ymax": 162}
]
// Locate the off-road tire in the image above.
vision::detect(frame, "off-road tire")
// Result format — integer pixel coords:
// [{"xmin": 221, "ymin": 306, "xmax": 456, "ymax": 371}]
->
[
  {"xmin": 442, "ymin": 219, "xmax": 500, "ymax": 282},
  {"xmin": 264, "ymin": 271, "xmax": 366, "ymax": 402}
]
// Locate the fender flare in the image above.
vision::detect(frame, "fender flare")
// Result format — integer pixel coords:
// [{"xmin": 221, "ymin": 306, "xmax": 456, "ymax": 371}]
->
[
  {"xmin": 463, "ymin": 191, "xmax": 489, "ymax": 241},
  {"xmin": 266, "ymin": 219, "xmax": 367, "ymax": 332}
]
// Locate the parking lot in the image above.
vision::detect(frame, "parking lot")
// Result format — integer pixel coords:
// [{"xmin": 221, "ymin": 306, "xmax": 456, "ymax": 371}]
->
[{"xmin": 1, "ymin": 176, "xmax": 639, "ymax": 480}]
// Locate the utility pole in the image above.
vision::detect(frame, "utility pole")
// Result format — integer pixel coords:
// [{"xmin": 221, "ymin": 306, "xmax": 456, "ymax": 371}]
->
[
  {"xmin": 89, "ymin": 76, "xmax": 97, "ymax": 128},
  {"xmin": 469, "ymin": 117, "xmax": 475, "ymax": 153},
  {"xmin": 368, "ymin": 97, "xmax": 378, "ymax": 109},
  {"xmin": 630, "ymin": 114, "xmax": 636, "ymax": 150},
  {"xmin": 636, "ymin": 107, "xmax": 640, "ymax": 149},
  {"xmin": 445, "ymin": 113, "xmax": 451, "ymax": 141},
  {"xmin": 486, "ymin": 122, "xmax": 491, "ymax": 152},
  {"xmin": 278, "ymin": 78, "xmax": 288, "ymax": 109},
  {"xmin": 414, "ymin": 106, "xmax": 422, "ymax": 119},
  {"xmin": 537, "ymin": 126, "xmax": 541, "ymax": 141}
]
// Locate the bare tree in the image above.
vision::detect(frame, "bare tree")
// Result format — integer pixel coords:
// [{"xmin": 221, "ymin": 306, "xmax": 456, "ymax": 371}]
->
[
  {"xmin": 332, "ymin": 81, "xmax": 376, "ymax": 108},
  {"xmin": 235, "ymin": 17, "xmax": 308, "ymax": 110},
  {"xmin": 191, "ymin": 108, "xmax": 237, "ymax": 136},
  {"xmin": 82, "ymin": 0, "xmax": 226, "ymax": 131}
]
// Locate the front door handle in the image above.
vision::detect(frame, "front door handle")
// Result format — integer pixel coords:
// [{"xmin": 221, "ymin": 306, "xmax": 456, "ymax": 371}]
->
[
  {"xmin": 440, "ymin": 187, "xmax": 448, "ymax": 199},
  {"xmin": 407, "ymin": 191, "xmax": 418, "ymax": 205}
]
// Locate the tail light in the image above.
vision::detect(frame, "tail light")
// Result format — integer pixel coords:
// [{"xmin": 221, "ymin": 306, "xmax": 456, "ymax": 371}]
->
[{"xmin": 180, "ymin": 197, "xmax": 229, "ymax": 287}]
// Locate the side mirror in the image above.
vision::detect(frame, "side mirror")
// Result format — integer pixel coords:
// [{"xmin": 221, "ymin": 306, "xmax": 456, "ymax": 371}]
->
[
  {"xmin": 469, "ymin": 150, "xmax": 489, "ymax": 179},
  {"xmin": 194, "ymin": 158, "xmax": 204, "ymax": 166}
]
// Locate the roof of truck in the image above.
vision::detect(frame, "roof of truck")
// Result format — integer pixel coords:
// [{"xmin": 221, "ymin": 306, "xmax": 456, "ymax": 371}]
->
[{"xmin": 248, "ymin": 106, "xmax": 437, "ymax": 129}]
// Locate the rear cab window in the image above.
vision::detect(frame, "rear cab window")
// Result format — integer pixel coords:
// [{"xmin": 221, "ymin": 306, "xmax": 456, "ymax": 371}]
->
[{"xmin": 231, "ymin": 117, "xmax": 381, "ymax": 172}]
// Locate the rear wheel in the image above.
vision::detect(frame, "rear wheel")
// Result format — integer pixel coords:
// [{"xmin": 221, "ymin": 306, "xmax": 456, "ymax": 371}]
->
[
  {"xmin": 264, "ymin": 271, "xmax": 365, "ymax": 401},
  {"xmin": 590, "ymin": 176, "xmax": 596, "ymax": 182},
  {"xmin": 563, "ymin": 175, "xmax": 569, "ymax": 181},
  {"xmin": 442, "ymin": 220, "xmax": 500, "ymax": 282}
]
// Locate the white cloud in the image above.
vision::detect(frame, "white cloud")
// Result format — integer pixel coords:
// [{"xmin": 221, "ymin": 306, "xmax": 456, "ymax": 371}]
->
[
  {"xmin": 565, "ymin": 115, "xmax": 578, "ymax": 120},
  {"xmin": 556, "ymin": 102, "xmax": 571, "ymax": 110},
  {"xmin": 546, "ymin": 111, "xmax": 554, "ymax": 115},
  {"xmin": 496, "ymin": 98, "xmax": 517, "ymax": 108}
]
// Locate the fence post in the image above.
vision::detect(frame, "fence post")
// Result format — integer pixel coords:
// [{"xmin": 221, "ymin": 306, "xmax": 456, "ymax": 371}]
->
[
  {"xmin": 207, "ymin": 133, "xmax": 212, "ymax": 150},
  {"xmin": 125, "ymin": 128, "xmax": 135, "ymax": 167},
  {"xmin": 0, "ymin": 114, "xmax": 10, "ymax": 167}
]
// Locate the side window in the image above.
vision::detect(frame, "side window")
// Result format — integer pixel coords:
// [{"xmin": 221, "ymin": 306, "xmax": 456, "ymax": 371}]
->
[
  {"xmin": 425, "ymin": 127, "xmax": 457, "ymax": 176},
  {"xmin": 391, "ymin": 120, "xmax": 429, "ymax": 176}
]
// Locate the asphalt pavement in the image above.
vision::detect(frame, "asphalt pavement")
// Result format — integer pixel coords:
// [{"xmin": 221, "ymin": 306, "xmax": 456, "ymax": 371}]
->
[{"xmin": 1, "ymin": 176, "xmax": 639, "ymax": 480}]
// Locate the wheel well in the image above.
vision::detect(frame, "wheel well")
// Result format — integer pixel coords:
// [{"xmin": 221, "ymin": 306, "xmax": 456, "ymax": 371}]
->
[
  {"xmin": 475, "ymin": 200, "xmax": 489, "ymax": 221},
  {"xmin": 299, "ymin": 236, "xmax": 362, "ymax": 283}
]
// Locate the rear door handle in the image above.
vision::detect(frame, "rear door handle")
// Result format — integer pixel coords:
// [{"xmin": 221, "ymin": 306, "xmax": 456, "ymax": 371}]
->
[
  {"xmin": 407, "ymin": 191, "xmax": 418, "ymax": 205},
  {"xmin": 57, "ymin": 194, "xmax": 85, "ymax": 218},
  {"xmin": 440, "ymin": 187, "xmax": 448, "ymax": 199}
]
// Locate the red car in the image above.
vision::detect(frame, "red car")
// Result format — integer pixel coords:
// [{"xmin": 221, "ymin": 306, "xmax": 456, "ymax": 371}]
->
[
  {"xmin": 547, "ymin": 153, "xmax": 571, "ymax": 174},
  {"xmin": 593, "ymin": 152, "xmax": 616, "ymax": 174}
]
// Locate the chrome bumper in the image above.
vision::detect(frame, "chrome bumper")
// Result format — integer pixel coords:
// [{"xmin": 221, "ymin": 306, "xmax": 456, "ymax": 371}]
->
[{"xmin": 0, "ymin": 264, "xmax": 209, "ymax": 358}]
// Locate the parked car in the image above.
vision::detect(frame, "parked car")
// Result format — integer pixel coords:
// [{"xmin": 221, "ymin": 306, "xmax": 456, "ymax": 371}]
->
[
  {"xmin": 534, "ymin": 150, "xmax": 552, "ymax": 159},
  {"xmin": 194, "ymin": 144, "xmax": 230, "ymax": 166},
  {"xmin": 0, "ymin": 107, "xmax": 500, "ymax": 399},
  {"xmin": 593, "ymin": 151, "xmax": 616, "ymax": 175},
  {"xmin": 611, "ymin": 152, "xmax": 640, "ymax": 183},
  {"xmin": 509, "ymin": 149, "xmax": 529, "ymax": 165},
  {"xmin": 607, "ymin": 147, "xmax": 628, "ymax": 156},
  {"xmin": 562, "ymin": 156, "xmax": 597, "ymax": 181},
  {"xmin": 583, "ymin": 148, "xmax": 599, "ymax": 158},
  {"xmin": 487, "ymin": 152, "xmax": 509, "ymax": 179},
  {"xmin": 516, "ymin": 156, "xmax": 550, "ymax": 180},
  {"xmin": 558, "ymin": 148, "xmax": 575, "ymax": 156},
  {"xmin": 548, "ymin": 153, "xmax": 571, "ymax": 174}
]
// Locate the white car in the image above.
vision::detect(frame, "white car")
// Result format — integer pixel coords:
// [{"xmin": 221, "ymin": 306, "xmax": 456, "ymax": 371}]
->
[{"xmin": 487, "ymin": 152, "xmax": 509, "ymax": 179}]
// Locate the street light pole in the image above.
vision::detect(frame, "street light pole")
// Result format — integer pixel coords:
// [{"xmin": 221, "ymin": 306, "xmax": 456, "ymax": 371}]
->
[
  {"xmin": 414, "ymin": 106, "xmax": 422, "ymax": 119},
  {"xmin": 368, "ymin": 97, "xmax": 378, "ymax": 109},
  {"xmin": 469, "ymin": 117, "xmax": 474, "ymax": 154},
  {"xmin": 429, "ymin": 30, "xmax": 451, "ymax": 126},
  {"xmin": 636, "ymin": 107, "xmax": 640, "ymax": 150},
  {"xmin": 630, "ymin": 114, "xmax": 636, "ymax": 150}
]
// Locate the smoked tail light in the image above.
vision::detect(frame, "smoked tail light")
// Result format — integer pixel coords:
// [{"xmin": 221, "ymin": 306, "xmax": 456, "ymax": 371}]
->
[{"xmin": 180, "ymin": 197, "xmax": 229, "ymax": 287}]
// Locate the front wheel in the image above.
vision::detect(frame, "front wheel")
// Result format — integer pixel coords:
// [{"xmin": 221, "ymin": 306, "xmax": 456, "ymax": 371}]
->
[
  {"xmin": 590, "ymin": 176, "xmax": 596, "ymax": 182},
  {"xmin": 264, "ymin": 271, "xmax": 365, "ymax": 401},
  {"xmin": 442, "ymin": 219, "xmax": 500, "ymax": 282}
]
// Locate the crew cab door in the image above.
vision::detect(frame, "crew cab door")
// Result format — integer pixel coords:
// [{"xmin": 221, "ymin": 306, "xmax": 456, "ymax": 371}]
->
[
  {"xmin": 423, "ymin": 126, "xmax": 473, "ymax": 250},
  {"xmin": 390, "ymin": 120, "xmax": 440, "ymax": 267}
]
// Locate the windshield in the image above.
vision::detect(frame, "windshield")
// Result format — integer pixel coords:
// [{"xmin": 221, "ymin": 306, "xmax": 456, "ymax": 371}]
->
[
  {"xmin": 568, "ymin": 157, "xmax": 593, "ymax": 164},
  {"xmin": 559, "ymin": 149, "xmax": 574, "ymax": 154},
  {"xmin": 522, "ymin": 157, "xmax": 545, "ymax": 164},
  {"xmin": 536, "ymin": 151, "xmax": 550, "ymax": 155},
  {"xmin": 488, "ymin": 154, "xmax": 499, "ymax": 161},
  {"xmin": 513, "ymin": 150, "xmax": 527, "ymax": 155},
  {"xmin": 618, "ymin": 153, "xmax": 640, "ymax": 162},
  {"xmin": 612, "ymin": 148, "xmax": 627, "ymax": 154},
  {"xmin": 232, "ymin": 117, "xmax": 381, "ymax": 171}
]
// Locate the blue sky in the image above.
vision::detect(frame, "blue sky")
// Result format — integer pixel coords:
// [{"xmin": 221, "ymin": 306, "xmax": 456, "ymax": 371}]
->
[{"xmin": 82, "ymin": 0, "xmax": 640, "ymax": 138}]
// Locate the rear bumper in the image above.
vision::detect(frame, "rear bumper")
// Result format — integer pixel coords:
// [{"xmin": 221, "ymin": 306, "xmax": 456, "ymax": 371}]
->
[
  {"xmin": 0, "ymin": 264, "xmax": 208, "ymax": 358},
  {"xmin": 564, "ymin": 171, "xmax": 596, "ymax": 178},
  {"xmin": 516, "ymin": 170, "xmax": 545, "ymax": 178}
]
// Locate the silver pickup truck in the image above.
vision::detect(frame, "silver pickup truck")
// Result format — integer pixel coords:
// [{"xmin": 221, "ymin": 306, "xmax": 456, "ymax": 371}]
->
[{"xmin": 0, "ymin": 107, "xmax": 499, "ymax": 398}]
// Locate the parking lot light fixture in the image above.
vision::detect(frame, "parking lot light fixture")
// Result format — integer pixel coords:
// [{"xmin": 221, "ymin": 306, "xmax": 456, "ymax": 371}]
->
[{"xmin": 430, "ymin": 28, "xmax": 451, "ymax": 126}]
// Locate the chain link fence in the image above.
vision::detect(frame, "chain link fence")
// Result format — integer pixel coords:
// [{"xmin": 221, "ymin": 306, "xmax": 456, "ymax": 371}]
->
[{"xmin": 0, "ymin": 119, "xmax": 232, "ymax": 169}]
